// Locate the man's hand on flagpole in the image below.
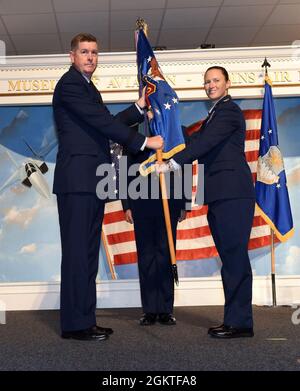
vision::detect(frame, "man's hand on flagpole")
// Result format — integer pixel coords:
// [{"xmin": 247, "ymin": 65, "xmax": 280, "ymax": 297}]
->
[
  {"xmin": 146, "ymin": 135, "xmax": 164, "ymax": 150},
  {"xmin": 136, "ymin": 86, "xmax": 147, "ymax": 109}
]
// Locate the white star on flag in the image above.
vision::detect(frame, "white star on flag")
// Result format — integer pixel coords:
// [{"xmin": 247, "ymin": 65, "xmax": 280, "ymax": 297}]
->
[
  {"xmin": 164, "ymin": 102, "xmax": 171, "ymax": 110},
  {"xmin": 268, "ymin": 129, "xmax": 272, "ymax": 134},
  {"xmin": 155, "ymin": 108, "xmax": 161, "ymax": 115},
  {"xmin": 276, "ymin": 183, "xmax": 281, "ymax": 189},
  {"xmin": 172, "ymin": 97, "xmax": 178, "ymax": 104},
  {"xmin": 147, "ymin": 56, "xmax": 152, "ymax": 63},
  {"xmin": 261, "ymin": 135, "xmax": 265, "ymax": 140}
]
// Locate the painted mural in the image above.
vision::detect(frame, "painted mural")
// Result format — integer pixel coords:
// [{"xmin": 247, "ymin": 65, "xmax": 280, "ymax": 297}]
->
[{"xmin": 0, "ymin": 97, "xmax": 299, "ymax": 282}]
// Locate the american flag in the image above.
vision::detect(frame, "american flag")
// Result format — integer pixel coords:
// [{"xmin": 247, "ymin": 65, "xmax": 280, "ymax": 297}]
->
[{"xmin": 102, "ymin": 109, "xmax": 275, "ymax": 277}]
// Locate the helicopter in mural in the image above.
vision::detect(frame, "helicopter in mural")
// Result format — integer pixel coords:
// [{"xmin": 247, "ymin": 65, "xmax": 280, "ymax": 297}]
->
[{"xmin": 0, "ymin": 138, "xmax": 57, "ymax": 199}]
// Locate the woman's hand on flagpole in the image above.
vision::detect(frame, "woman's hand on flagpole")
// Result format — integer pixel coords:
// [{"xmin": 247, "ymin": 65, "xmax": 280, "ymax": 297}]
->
[{"xmin": 155, "ymin": 161, "xmax": 170, "ymax": 174}]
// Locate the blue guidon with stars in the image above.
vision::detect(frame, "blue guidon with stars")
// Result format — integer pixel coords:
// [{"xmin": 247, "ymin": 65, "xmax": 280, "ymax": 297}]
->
[{"xmin": 136, "ymin": 28, "xmax": 185, "ymax": 176}]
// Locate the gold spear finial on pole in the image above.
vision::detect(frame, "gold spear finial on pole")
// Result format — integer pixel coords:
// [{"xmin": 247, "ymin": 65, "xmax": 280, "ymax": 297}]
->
[
  {"xmin": 261, "ymin": 57, "xmax": 271, "ymax": 76},
  {"xmin": 136, "ymin": 17, "xmax": 148, "ymax": 36}
]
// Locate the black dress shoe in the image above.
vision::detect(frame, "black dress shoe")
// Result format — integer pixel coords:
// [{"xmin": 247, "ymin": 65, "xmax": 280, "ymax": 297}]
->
[
  {"xmin": 208, "ymin": 325, "xmax": 254, "ymax": 339},
  {"xmin": 207, "ymin": 323, "xmax": 224, "ymax": 333},
  {"xmin": 61, "ymin": 327, "xmax": 109, "ymax": 341},
  {"xmin": 139, "ymin": 313, "xmax": 157, "ymax": 326},
  {"xmin": 95, "ymin": 325, "xmax": 114, "ymax": 335},
  {"xmin": 158, "ymin": 313, "xmax": 176, "ymax": 325}
]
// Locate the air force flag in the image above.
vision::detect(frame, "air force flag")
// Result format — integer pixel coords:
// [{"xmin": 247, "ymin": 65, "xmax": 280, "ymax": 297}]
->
[
  {"xmin": 255, "ymin": 77, "xmax": 294, "ymax": 241},
  {"xmin": 135, "ymin": 28, "xmax": 185, "ymax": 176}
]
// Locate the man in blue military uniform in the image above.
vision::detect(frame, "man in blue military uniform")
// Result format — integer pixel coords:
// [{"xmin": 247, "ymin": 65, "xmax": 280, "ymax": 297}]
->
[{"xmin": 52, "ymin": 33, "xmax": 163, "ymax": 341}]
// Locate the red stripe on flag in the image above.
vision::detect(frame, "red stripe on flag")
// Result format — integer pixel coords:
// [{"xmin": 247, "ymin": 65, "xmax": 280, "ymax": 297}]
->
[
  {"xmin": 246, "ymin": 128, "xmax": 261, "ymax": 140},
  {"xmin": 103, "ymin": 210, "xmax": 126, "ymax": 224},
  {"xmin": 177, "ymin": 225, "xmax": 211, "ymax": 239},
  {"xmin": 245, "ymin": 150, "xmax": 259, "ymax": 162},
  {"xmin": 176, "ymin": 246, "xmax": 218, "ymax": 260},
  {"xmin": 243, "ymin": 109, "xmax": 262, "ymax": 120},
  {"xmin": 106, "ymin": 231, "xmax": 136, "ymax": 245},
  {"xmin": 186, "ymin": 206, "xmax": 208, "ymax": 218},
  {"xmin": 114, "ymin": 252, "xmax": 138, "ymax": 265},
  {"xmin": 192, "ymin": 163, "xmax": 197, "ymax": 175},
  {"xmin": 248, "ymin": 235, "xmax": 280, "ymax": 250},
  {"xmin": 253, "ymin": 215, "xmax": 268, "ymax": 226}
]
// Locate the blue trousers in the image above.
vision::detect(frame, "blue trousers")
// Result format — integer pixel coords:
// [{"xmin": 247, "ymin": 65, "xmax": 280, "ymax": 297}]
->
[
  {"xmin": 207, "ymin": 198, "xmax": 255, "ymax": 328},
  {"xmin": 133, "ymin": 213, "xmax": 179, "ymax": 314},
  {"xmin": 57, "ymin": 193, "xmax": 104, "ymax": 332}
]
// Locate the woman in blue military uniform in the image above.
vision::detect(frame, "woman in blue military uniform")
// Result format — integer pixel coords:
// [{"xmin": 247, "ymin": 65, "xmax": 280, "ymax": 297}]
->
[{"xmin": 158, "ymin": 66, "xmax": 255, "ymax": 338}]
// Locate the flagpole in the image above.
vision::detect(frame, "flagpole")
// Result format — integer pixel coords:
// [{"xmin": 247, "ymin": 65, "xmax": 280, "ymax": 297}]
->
[
  {"xmin": 270, "ymin": 228, "xmax": 277, "ymax": 306},
  {"xmin": 261, "ymin": 57, "xmax": 277, "ymax": 307},
  {"xmin": 156, "ymin": 149, "xmax": 179, "ymax": 285},
  {"xmin": 136, "ymin": 18, "xmax": 179, "ymax": 285}
]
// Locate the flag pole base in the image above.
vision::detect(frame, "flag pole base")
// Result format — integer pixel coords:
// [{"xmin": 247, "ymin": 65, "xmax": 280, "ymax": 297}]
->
[
  {"xmin": 271, "ymin": 273, "xmax": 277, "ymax": 307},
  {"xmin": 172, "ymin": 264, "xmax": 179, "ymax": 286}
]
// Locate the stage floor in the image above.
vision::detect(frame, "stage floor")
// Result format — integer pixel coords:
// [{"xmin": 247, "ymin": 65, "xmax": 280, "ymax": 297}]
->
[{"xmin": 0, "ymin": 305, "xmax": 299, "ymax": 371}]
